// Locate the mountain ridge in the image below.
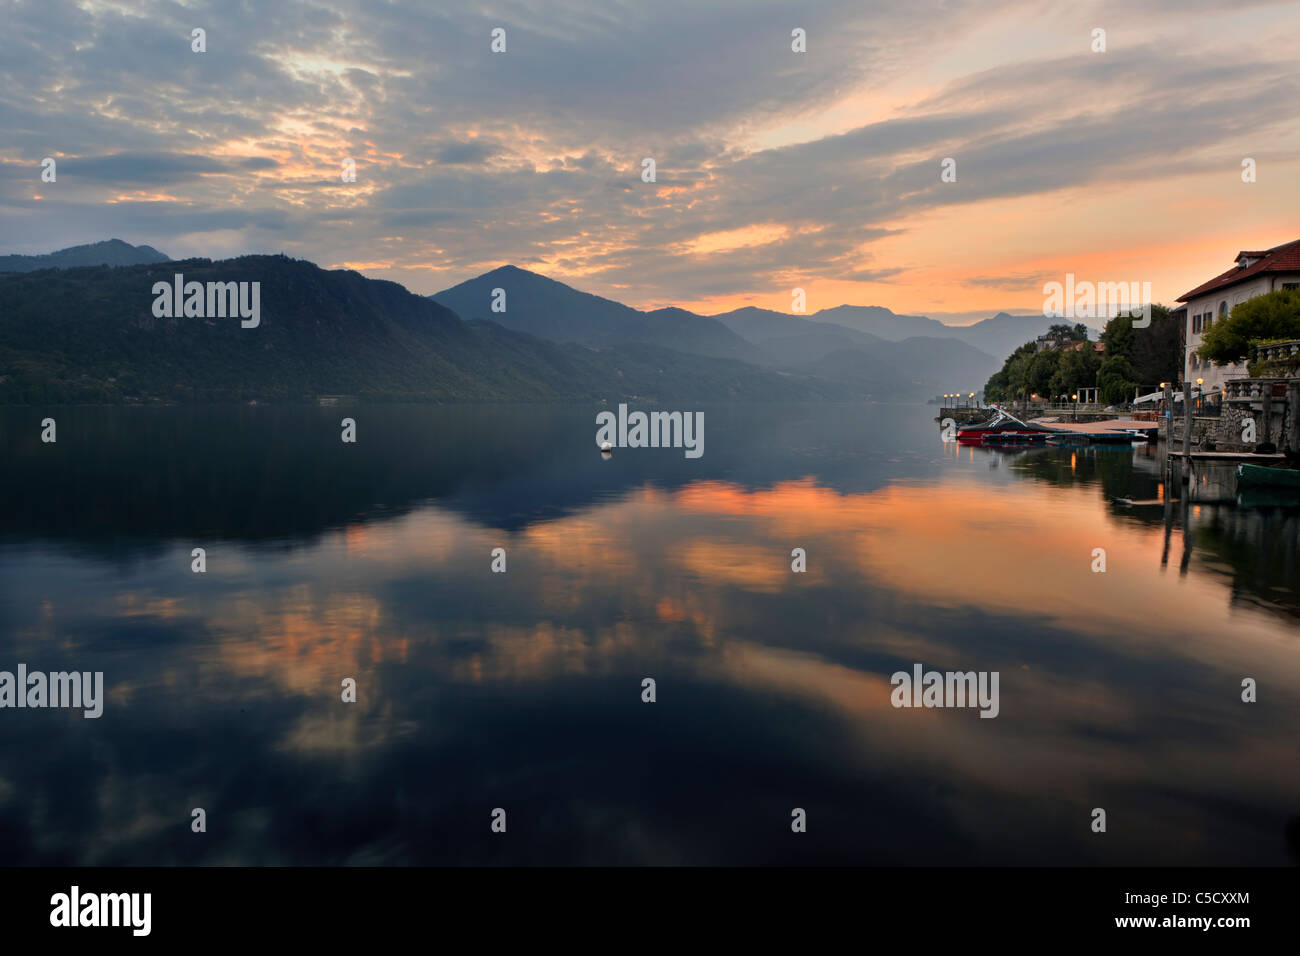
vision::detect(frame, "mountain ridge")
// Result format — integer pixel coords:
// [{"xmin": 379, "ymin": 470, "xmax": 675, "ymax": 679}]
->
[
  {"xmin": 0, "ymin": 255, "xmax": 850, "ymax": 404},
  {"xmin": 432, "ymin": 265, "xmax": 773, "ymax": 366},
  {"xmin": 0, "ymin": 238, "xmax": 169, "ymax": 273}
]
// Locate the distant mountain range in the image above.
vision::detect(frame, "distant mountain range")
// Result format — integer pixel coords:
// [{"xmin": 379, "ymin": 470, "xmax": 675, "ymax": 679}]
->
[
  {"xmin": 0, "ymin": 239, "xmax": 168, "ymax": 273},
  {"xmin": 433, "ymin": 265, "xmax": 772, "ymax": 366},
  {"xmin": 0, "ymin": 255, "xmax": 848, "ymax": 404},
  {"xmin": 743, "ymin": 304, "xmax": 1084, "ymax": 364},
  {"xmin": 0, "ymin": 241, "xmax": 1077, "ymax": 405},
  {"xmin": 431, "ymin": 266, "xmax": 1082, "ymax": 397}
]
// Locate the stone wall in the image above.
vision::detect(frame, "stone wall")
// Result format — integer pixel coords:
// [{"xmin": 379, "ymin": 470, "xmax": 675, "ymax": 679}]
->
[{"xmin": 1214, "ymin": 382, "xmax": 1298, "ymax": 452}]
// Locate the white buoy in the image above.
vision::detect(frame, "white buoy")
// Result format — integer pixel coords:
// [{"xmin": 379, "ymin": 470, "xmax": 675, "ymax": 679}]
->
[{"xmin": 600, "ymin": 441, "xmax": 613, "ymax": 452}]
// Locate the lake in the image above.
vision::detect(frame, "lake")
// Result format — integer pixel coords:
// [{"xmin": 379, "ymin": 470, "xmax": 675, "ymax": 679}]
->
[{"xmin": 0, "ymin": 403, "xmax": 1297, "ymax": 865}]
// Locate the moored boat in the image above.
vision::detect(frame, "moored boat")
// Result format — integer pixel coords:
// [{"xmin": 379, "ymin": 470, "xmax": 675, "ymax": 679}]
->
[
  {"xmin": 956, "ymin": 407, "xmax": 1056, "ymax": 444},
  {"xmin": 1236, "ymin": 463, "xmax": 1300, "ymax": 490}
]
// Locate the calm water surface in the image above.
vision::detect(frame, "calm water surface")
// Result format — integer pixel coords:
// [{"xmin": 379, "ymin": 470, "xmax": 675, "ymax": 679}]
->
[{"xmin": 0, "ymin": 403, "xmax": 1297, "ymax": 865}]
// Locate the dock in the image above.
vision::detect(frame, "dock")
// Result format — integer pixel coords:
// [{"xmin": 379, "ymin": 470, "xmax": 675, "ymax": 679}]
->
[
  {"xmin": 1029, "ymin": 417, "xmax": 1159, "ymax": 443},
  {"xmin": 1186, "ymin": 451, "xmax": 1288, "ymax": 462}
]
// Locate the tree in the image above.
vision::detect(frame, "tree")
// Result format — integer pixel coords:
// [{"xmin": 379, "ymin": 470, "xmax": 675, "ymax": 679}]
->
[
  {"xmin": 984, "ymin": 341, "xmax": 1037, "ymax": 401},
  {"xmin": 1100, "ymin": 303, "xmax": 1180, "ymax": 389},
  {"xmin": 1129, "ymin": 304, "xmax": 1181, "ymax": 387},
  {"xmin": 1043, "ymin": 322, "xmax": 1088, "ymax": 346},
  {"xmin": 1198, "ymin": 289, "xmax": 1300, "ymax": 365},
  {"xmin": 1051, "ymin": 345, "xmax": 1100, "ymax": 399},
  {"xmin": 1100, "ymin": 312, "xmax": 1136, "ymax": 362},
  {"xmin": 1097, "ymin": 354, "xmax": 1138, "ymax": 406},
  {"xmin": 1025, "ymin": 348, "xmax": 1060, "ymax": 397},
  {"xmin": 983, "ymin": 367, "xmax": 1010, "ymax": 402}
]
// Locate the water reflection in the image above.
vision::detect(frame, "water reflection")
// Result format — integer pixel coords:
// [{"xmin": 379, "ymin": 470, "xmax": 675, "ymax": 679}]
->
[{"xmin": 0, "ymin": 405, "xmax": 1296, "ymax": 865}]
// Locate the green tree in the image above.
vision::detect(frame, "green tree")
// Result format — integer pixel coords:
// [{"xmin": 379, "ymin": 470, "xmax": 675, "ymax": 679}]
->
[
  {"xmin": 985, "ymin": 341, "xmax": 1037, "ymax": 401},
  {"xmin": 983, "ymin": 367, "xmax": 1010, "ymax": 402},
  {"xmin": 1042, "ymin": 322, "xmax": 1088, "ymax": 347},
  {"xmin": 1050, "ymin": 345, "xmax": 1100, "ymax": 399},
  {"xmin": 1198, "ymin": 289, "xmax": 1300, "ymax": 365},
  {"xmin": 1097, "ymin": 354, "xmax": 1138, "ymax": 405},
  {"xmin": 1100, "ymin": 303, "xmax": 1180, "ymax": 389},
  {"xmin": 1025, "ymin": 348, "xmax": 1061, "ymax": 398},
  {"xmin": 1006, "ymin": 350, "xmax": 1034, "ymax": 399},
  {"xmin": 1100, "ymin": 312, "xmax": 1136, "ymax": 362},
  {"xmin": 1128, "ymin": 304, "xmax": 1181, "ymax": 387}
]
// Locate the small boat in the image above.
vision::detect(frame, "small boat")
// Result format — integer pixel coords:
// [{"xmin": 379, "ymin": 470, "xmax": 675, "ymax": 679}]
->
[
  {"xmin": 1236, "ymin": 462, "xmax": 1300, "ymax": 490},
  {"xmin": 956, "ymin": 407, "xmax": 1056, "ymax": 444}
]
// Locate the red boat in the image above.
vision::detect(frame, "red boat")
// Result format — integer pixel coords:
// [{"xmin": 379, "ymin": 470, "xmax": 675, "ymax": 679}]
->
[{"xmin": 956, "ymin": 407, "xmax": 1056, "ymax": 444}]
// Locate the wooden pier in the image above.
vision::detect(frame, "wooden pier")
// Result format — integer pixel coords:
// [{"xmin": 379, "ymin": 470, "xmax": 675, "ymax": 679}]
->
[{"xmin": 1186, "ymin": 451, "xmax": 1287, "ymax": 462}]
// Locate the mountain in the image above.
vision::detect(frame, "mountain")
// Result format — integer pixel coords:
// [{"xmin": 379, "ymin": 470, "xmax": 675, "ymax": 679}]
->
[
  {"xmin": 797, "ymin": 304, "xmax": 950, "ymax": 340},
  {"xmin": 802, "ymin": 305, "xmax": 1098, "ymax": 359},
  {"xmin": 433, "ymin": 267, "xmax": 999, "ymax": 395},
  {"xmin": 0, "ymin": 239, "xmax": 169, "ymax": 273},
  {"xmin": 795, "ymin": 336, "xmax": 1002, "ymax": 397},
  {"xmin": 945, "ymin": 311, "xmax": 1097, "ymax": 362},
  {"xmin": 432, "ymin": 265, "xmax": 772, "ymax": 365},
  {"xmin": 711, "ymin": 306, "xmax": 887, "ymax": 364},
  {"xmin": 708, "ymin": 305, "xmax": 999, "ymax": 390},
  {"xmin": 0, "ymin": 255, "xmax": 849, "ymax": 404}
]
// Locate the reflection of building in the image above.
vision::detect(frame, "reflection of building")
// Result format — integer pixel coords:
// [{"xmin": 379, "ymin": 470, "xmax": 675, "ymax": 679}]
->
[{"xmin": 1178, "ymin": 239, "xmax": 1300, "ymax": 393}]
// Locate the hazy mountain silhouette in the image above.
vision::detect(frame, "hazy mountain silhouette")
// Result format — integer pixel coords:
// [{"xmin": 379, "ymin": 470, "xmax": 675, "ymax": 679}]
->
[
  {"xmin": 432, "ymin": 265, "xmax": 772, "ymax": 365},
  {"xmin": 434, "ymin": 267, "xmax": 1007, "ymax": 393},
  {"xmin": 0, "ymin": 255, "xmax": 849, "ymax": 404},
  {"xmin": 803, "ymin": 304, "xmax": 1089, "ymax": 358},
  {"xmin": 0, "ymin": 238, "xmax": 169, "ymax": 273}
]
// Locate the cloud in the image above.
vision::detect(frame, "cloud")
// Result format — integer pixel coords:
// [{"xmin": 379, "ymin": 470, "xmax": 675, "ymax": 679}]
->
[{"xmin": 1, "ymin": 0, "xmax": 1298, "ymax": 311}]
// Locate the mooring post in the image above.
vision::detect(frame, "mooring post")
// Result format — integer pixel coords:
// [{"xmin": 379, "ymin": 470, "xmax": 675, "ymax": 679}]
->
[
  {"xmin": 1261, "ymin": 385, "xmax": 1273, "ymax": 447},
  {"xmin": 1182, "ymin": 381, "xmax": 1192, "ymax": 481},
  {"xmin": 1289, "ymin": 383, "xmax": 1300, "ymax": 455},
  {"xmin": 1161, "ymin": 382, "xmax": 1175, "ymax": 497}
]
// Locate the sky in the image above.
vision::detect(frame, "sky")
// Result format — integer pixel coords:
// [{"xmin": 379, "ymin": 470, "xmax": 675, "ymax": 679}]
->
[{"xmin": 2, "ymin": 0, "xmax": 1299, "ymax": 325}]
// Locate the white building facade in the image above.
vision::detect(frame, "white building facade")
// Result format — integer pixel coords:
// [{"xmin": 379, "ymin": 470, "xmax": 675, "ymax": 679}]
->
[{"xmin": 1179, "ymin": 240, "xmax": 1300, "ymax": 393}]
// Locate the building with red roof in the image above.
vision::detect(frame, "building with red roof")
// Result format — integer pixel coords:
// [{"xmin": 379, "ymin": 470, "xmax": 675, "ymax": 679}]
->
[{"xmin": 1178, "ymin": 239, "xmax": 1300, "ymax": 391}]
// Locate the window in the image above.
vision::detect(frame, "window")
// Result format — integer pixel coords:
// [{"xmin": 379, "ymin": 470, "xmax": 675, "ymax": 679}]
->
[
  {"xmin": 1193, "ymin": 314, "xmax": 1201, "ymax": 333},
  {"xmin": 1284, "ymin": 282, "xmax": 1299, "ymax": 290}
]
